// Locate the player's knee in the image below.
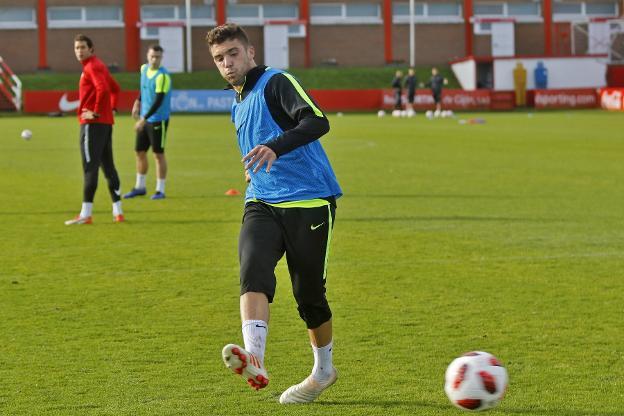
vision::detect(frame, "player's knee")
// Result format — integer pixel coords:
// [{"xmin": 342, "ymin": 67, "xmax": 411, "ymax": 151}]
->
[{"xmin": 297, "ymin": 300, "xmax": 332, "ymax": 329}]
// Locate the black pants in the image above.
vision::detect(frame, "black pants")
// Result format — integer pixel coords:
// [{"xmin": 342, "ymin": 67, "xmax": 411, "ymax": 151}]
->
[
  {"xmin": 79, "ymin": 123, "xmax": 121, "ymax": 203},
  {"xmin": 239, "ymin": 201, "xmax": 336, "ymax": 329},
  {"xmin": 394, "ymin": 89, "xmax": 402, "ymax": 110}
]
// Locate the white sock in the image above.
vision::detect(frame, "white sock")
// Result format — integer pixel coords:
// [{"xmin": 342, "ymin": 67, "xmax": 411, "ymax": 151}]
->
[
  {"xmin": 311, "ymin": 340, "xmax": 334, "ymax": 381},
  {"xmin": 112, "ymin": 201, "xmax": 123, "ymax": 216},
  {"xmin": 242, "ymin": 320, "xmax": 268, "ymax": 365},
  {"xmin": 156, "ymin": 178, "xmax": 166, "ymax": 194},
  {"xmin": 135, "ymin": 173, "xmax": 146, "ymax": 190},
  {"xmin": 79, "ymin": 202, "xmax": 93, "ymax": 218}
]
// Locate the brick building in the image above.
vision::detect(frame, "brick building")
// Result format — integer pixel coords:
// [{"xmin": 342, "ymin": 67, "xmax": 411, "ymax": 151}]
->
[{"xmin": 0, "ymin": 0, "xmax": 620, "ymax": 73}]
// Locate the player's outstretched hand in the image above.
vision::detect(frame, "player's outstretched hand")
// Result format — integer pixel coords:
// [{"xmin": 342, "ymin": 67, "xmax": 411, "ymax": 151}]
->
[{"xmin": 242, "ymin": 145, "xmax": 276, "ymax": 174}]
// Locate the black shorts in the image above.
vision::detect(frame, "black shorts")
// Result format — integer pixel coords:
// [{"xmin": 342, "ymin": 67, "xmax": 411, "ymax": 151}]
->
[
  {"xmin": 432, "ymin": 90, "xmax": 442, "ymax": 104},
  {"xmin": 407, "ymin": 90, "xmax": 415, "ymax": 104},
  {"xmin": 135, "ymin": 119, "xmax": 169, "ymax": 153},
  {"xmin": 238, "ymin": 201, "xmax": 336, "ymax": 304}
]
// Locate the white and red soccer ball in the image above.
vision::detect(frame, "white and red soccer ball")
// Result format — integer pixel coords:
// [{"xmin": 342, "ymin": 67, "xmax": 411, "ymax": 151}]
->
[{"xmin": 444, "ymin": 351, "xmax": 508, "ymax": 411}]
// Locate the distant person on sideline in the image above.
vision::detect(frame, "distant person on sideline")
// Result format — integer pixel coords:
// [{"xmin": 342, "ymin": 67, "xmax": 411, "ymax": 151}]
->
[
  {"xmin": 391, "ymin": 70, "xmax": 404, "ymax": 114},
  {"xmin": 428, "ymin": 67, "xmax": 448, "ymax": 117},
  {"xmin": 65, "ymin": 34, "xmax": 124, "ymax": 225},
  {"xmin": 124, "ymin": 45, "xmax": 172, "ymax": 200},
  {"xmin": 404, "ymin": 68, "xmax": 417, "ymax": 115},
  {"xmin": 206, "ymin": 23, "xmax": 342, "ymax": 404}
]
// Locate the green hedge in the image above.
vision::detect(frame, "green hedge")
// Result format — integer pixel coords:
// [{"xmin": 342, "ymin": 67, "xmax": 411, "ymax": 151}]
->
[{"xmin": 19, "ymin": 66, "xmax": 458, "ymax": 90}]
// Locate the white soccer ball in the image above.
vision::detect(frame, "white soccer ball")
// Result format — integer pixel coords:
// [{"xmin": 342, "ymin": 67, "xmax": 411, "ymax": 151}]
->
[
  {"xmin": 425, "ymin": 110, "xmax": 433, "ymax": 119},
  {"xmin": 21, "ymin": 129, "xmax": 32, "ymax": 140},
  {"xmin": 407, "ymin": 109, "xmax": 415, "ymax": 118},
  {"xmin": 444, "ymin": 351, "xmax": 508, "ymax": 412},
  {"xmin": 377, "ymin": 110, "xmax": 386, "ymax": 117},
  {"xmin": 391, "ymin": 110, "xmax": 401, "ymax": 117}
]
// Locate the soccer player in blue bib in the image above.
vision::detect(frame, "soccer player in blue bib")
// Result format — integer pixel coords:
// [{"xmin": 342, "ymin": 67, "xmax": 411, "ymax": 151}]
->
[
  {"xmin": 207, "ymin": 24, "xmax": 342, "ymax": 403},
  {"xmin": 124, "ymin": 45, "xmax": 172, "ymax": 200}
]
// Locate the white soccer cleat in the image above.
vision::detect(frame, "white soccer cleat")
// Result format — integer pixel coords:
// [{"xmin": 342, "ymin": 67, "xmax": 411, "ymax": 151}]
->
[
  {"xmin": 279, "ymin": 369, "xmax": 338, "ymax": 404},
  {"xmin": 64, "ymin": 215, "xmax": 93, "ymax": 225},
  {"xmin": 222, "ymin": 344, "xmax": 269, "ymax": 391}
]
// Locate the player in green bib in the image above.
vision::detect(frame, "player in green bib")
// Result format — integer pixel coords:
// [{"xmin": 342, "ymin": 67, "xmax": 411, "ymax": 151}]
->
[
  {"xmin": 207, "ymin": 24, "xmax": 342, "ymax": 404},
  {"xmin": 124, "ymin": 44, "xmax": 172, "ymax": 200}
]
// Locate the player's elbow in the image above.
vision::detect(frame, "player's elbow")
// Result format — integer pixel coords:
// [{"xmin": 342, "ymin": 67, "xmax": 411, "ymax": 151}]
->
[{"xmin": 318, "ymin": 117, "xmax": 330, "ymax": 136}]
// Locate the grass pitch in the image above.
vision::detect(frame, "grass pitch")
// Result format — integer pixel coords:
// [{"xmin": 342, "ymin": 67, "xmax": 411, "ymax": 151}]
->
[{"xmin": 1, "ymin": 111, "xmax": 623, "ymax": 415}]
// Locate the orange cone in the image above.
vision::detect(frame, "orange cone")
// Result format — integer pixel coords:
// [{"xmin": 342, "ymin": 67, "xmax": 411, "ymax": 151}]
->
[{"xmin": 225, "ymin": 188, "xmax": 241, "ymax": 196}]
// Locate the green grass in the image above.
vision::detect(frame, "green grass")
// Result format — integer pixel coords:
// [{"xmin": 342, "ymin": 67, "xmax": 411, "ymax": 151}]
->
[
  {"xmin": 19, "ymin": 66, "xmax": 458, "ymax": 90},
  {"xmin": 1, "ymin": 110, "xmax": 623, "ymax": 415}
]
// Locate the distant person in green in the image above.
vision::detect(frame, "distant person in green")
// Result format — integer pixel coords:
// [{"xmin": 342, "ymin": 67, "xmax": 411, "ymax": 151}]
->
[{"xmin": 124, "ymin": 45, "xmax": 172, "ymax": 200}]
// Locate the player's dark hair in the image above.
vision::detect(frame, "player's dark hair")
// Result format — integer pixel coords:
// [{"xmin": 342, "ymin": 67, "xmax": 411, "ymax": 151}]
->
[
  {"xmin": 74, "ymin": 34, "xmax": 93, "ymax": 49},
  {"xmin": 206, "ymin": 23, "xmax": 250, "ymax": 48},
  {"xmin": 148, "ymin": 44, "xmax": 164, "ymax": 53}
]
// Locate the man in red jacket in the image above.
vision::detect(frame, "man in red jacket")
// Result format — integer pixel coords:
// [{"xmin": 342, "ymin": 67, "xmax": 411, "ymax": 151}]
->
[{"xmin": 65, "ymin": 34, "xmax": 125, "ymax": 225}]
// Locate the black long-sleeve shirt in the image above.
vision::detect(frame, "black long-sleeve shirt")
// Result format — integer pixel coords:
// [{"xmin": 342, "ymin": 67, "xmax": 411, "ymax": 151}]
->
[
  {"xmin": 229, "ymin": 65, "xmax": 329, "ymax": 158},
  {"xmin": 392, "ymin": 76, "xmax": 403, "ymax": 92},
  {"xmin": 404, "ymin": 75, "xmax": 417, "ymax": 94},
  {"xmin": 429, "ymin": 74, "xmax": 444, "ymax": 94}
]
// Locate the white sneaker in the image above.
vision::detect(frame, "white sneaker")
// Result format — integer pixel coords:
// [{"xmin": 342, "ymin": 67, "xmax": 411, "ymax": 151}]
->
[
  {"xmin": 222, "ymin": 344, "xmax": 269, "ymax": 390},
  {"xmin": 64, "ymin": 215, "xmax": 93, "ymax": 225},
  {"xmin": 279, "ymin": 369, "xmax": 338, "ymax": 404}
]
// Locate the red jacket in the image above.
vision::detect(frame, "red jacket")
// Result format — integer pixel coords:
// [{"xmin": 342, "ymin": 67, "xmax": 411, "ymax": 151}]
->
[{"xmin": 78, "ymin": 55, "xmax": 120, "ymax": 125}]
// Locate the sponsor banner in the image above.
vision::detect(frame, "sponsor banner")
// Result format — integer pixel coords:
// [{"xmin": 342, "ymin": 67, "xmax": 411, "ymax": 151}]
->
[
  {"xmin": 170, "ymin": 90, "xmax": 235, "ymax": 113},
  {"xmin": 23, "ymin": 90, "xmax": 137, "ymax": 114},
  {"xmin": 23, "ymin": 88, "xmax": 604, "ymax": 113},
  {"xmin": 309, "ymin": 89, "xmax": 381, "ymax": 111},
  {"xmin": 533, "ymin": 89, "xmax": 598, "ymax": 109},
  {"xmin": 381, "ymin": 89, "xmax": 491, "ymax": 110},
  {"xmin": 23, "ymin": 90, "xmax": 236, "ymax": 114},
  {"xmin": 599, "ymin": 88, "xmax": 624, "ymax": 110}
]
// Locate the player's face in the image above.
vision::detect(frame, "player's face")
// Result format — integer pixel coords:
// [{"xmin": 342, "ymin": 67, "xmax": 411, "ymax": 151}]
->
[
  {"xmin": 147, "ymin": 49, "xmax": 163, "ymax": 70},
  {"xmin": 74, "ymin": 41, "xmax": 93, "ymax": 62},
  {"xmin": 210, "ymin": 38, "xmax": 255, "ymax": 87}
]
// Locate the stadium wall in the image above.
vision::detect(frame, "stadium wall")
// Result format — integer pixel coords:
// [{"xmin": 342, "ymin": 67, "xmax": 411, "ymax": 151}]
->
[
  {"xmin": 1, "ymin": 0, "xmax": 621, "ymax": 73},
  {"xmin": 47, "ymin": 29, "xmax": 126, "ymax": 72},
  {"xmin": 392, "ymin": 24, "xmax": 465, "ymax": 66},
  {"xmin": 310, "ymin": 24, "xmax": 386, "ymax": 67}
]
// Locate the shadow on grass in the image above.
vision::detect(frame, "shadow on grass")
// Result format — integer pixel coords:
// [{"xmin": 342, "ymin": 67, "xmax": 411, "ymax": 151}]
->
[
  {"xmin": 340, "ymin": 215, "xmax": 558, "ymax": 223},
  {"xmin": 346, "ymin": 193, "xmax": 526, "ymax": 199},
  {"xmin": 318, "ymin": 400, "xmax": 621, "ymax": 416}
]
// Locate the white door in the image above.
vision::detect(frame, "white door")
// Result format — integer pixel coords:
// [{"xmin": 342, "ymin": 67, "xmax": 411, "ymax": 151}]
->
[
  {"xmin": 159, "ymin": 27, "xmax": 184, "ymax": 73},
  {"xmin": 264, "ymin": 25, "xmax": 289, "ymax": 69},
  {"xmin": 588, "ymin": 22, "xmax": 609, "ymax": 54},
  {"xmin": 491, "ymin": 22, "xmax": 515, "ymax": 57}
]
